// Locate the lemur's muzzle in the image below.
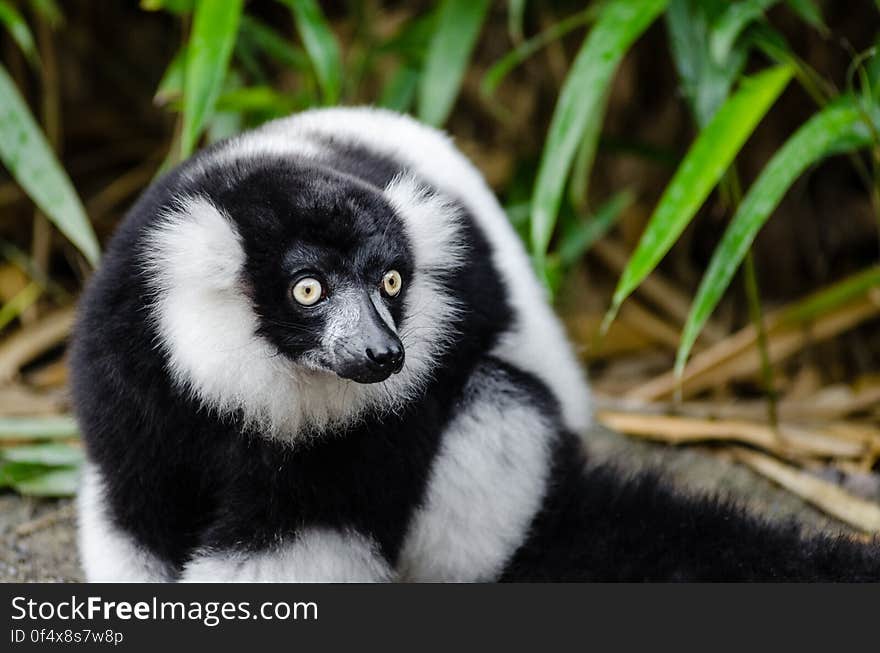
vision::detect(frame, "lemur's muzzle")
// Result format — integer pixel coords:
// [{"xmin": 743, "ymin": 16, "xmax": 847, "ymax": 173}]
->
[{"xmin": 332, "ymin": 295, "xmax": 404, "ymax": 384}]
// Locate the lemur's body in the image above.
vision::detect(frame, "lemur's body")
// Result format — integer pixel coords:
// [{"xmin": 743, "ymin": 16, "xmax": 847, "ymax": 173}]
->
[{"xmin": 72, "ymin": 108, "xmax": 879, "ymax": 582}]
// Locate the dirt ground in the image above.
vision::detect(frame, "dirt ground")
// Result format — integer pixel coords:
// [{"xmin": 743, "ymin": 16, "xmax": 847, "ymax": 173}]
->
[{"xmin": 0, "ymin": 425, "xmax": 855, "ymax": 583}]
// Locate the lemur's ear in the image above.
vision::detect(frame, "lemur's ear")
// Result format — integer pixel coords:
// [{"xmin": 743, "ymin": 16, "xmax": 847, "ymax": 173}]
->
[{"xmin": 144, "ymin": 196, "xmax": 244, "ymax": 294}]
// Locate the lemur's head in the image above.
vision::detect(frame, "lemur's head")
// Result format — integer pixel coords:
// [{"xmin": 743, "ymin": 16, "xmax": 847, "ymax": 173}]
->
[
  {"xmin": 143, "ymin": 157, "xmax": 466, "ymax": 439},
  {"xmin": 230, "ymin": 165, "xmax": 413, "ymax": 385}
]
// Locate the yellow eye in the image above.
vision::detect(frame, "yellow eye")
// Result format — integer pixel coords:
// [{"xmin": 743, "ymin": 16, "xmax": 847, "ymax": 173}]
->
[
  {"xmin": 382, "ymin": 270, "xmax": 402, "ymax": 297},
  {"xmin": 291, "ymin": 278, "xmax": 323, "ymax": 306}
]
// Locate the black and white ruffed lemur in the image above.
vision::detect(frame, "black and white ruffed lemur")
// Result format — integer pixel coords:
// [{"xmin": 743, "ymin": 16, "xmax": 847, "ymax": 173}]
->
[{"xmin": 71, "ymin": 108, "xmax": 880, "ymax": 581}]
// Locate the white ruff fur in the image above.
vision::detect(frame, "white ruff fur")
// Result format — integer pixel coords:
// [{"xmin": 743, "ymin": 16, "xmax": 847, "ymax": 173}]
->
[
  {"xmin": 211, "ymin": 107, "xmax": 591, "ymax": 434},
  {"xmin": 181, "ymin": 530, "xmax": 392, "ymax": 582},
  {"xmin": 142, "ymin": 184, "xmax": 463, "ymax": 439},
  {"xmin": 78, "ymin": 464, "xmax": 172, "ymax": 582},
  {"xmin": 398, "ymin": 368, "xmax": 553, "ymax": 581}
]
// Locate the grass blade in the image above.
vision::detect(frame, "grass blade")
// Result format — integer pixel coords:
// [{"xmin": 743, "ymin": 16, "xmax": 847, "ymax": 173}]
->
[
  {"xmin": 179, "ymin": 0, "xmax": 243, "ymax": 159},
  {"xmin": 558, "ymin": 191, "xmax": 632, "ymax": 267},
  {"xmin": 28, "ymin": 0, "xmax": 62, "ymax": 27},
  {"xmin": 750, "ymin": 23, "xmax": 832, "ymax": 107},
  {"xmin": 378, "ymin": 11, "xmax": 437, "ymax": 62},
  {"xmin": 784, "ymin": 0, "xmax": 826, "ymax": 32},
  {"xmin": 418, "ymin": 0, "xmax": 491, "ymax": 127},
  {"xmin": 666, "ymin": 0, "xmax": 749, "ymax": 126},
  {"xmin": 530, "ymin": 0, "xmax": 668, "ymax": 261},
  {"xmin": 0, "ymin": 0, "xmax": 40, "ymax": 67},
  {"xmin": 380, "ymin": 65, "xmax": 420, "ymax": 112},
  {"xmin": 709, "ymin": 0, "xmax": 777, "ymax": 64},
  {"xmin": 676, "ymin": 96, "xmax": 877, "ymax": 374},
  {"xmin": 0, "ymin": 281, "xmax": 42, "ymax": 331},
  {"xmin": 140, "ymin": 0, "xmax": 193, "ymax": 13},
  {"xmin": 239, "ymin": 15, "xmax": 308, "ymax": 71},
  {"xmin": 508, "ymin": 0, "xmax": 526, "ymax": 42},
  {"xmin": 0, "ymin": 461, "xmax": 48, "ymax": 486},
  {"xmin": 215, "ymin": 86, "xmax": 297, "ymax": 116},
  {"xmin": 282, "ymin": 0, "xmax": 342, "ymax": 105},
  {"xmin": 0, "ymin": 415, "xmax": 79, "ymax": 440},
  {"xmin": 0, "ymin": 63, "xmax": 100, "ymax": 265},
  {"xmin": 781, "ymin": 265, "xmax": 880, "ymax": 325},
  {"xmin": 1, "ymin": 443, "xmax": 84, "ymax": 466},
  {"xmin": 205, "ymin": 111, "xmax": 242, "ymax": 145},
  {"xmin": 12, "ymin": 467, "xmax": 78, "ymax": 496},
  {"xmin": 154, "ymin": 46, "xmax": 186, "ymax": 107},
  {"xmin": 603, "ymin": 65, "xmax": 792, "ymax": 332},
  {"xmin": 482, "ymin": 8, "xmax": 596, "ymax": 98},
  {"xmin": 568, "ymin": 85, "xmax": 611, "ymax": 211}
]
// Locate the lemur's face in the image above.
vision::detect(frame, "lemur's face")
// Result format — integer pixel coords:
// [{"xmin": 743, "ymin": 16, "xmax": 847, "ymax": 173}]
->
[
  {"xmin": 231, "ymin": 171, "xmax": 416, "ymax": 384},
  {"xmin": 145, "ymin": 159, "xmax": 463, "ymax": 436}
]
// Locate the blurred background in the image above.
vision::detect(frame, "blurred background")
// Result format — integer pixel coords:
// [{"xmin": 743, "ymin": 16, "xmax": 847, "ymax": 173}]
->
[{"xmin": 1, "ymin": 0, "xmax": 880, "ymax": 580}]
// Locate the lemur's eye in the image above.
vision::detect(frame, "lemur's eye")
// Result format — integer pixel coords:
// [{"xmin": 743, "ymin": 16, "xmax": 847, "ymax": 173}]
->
[
  {"xmin": 382, "ymin": 270, "xmax": 403, "ymax": 297},
  {"xmin": 291, "ymin": 277, "xmax": 323, "ymax": 306}
]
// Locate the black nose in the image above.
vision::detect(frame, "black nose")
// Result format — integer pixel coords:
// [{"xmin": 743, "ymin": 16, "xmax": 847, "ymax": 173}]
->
[{"xmin": 366, "ymin": 344, "xmax": 404, "ymax": 373}]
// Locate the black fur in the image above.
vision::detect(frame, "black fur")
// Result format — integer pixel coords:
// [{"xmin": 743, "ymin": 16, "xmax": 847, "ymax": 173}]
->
[
  {"xmin": 502, "ymin": 433, "xmax": 880, "ymax": 581},
  {"xmin": 210, "ymin": 162, "xmax": 416, "ymax": 371},
  {"xmin": 72, "ymin": 130, "xmax": 880, "ymax": 581},
  {"xmin": 71, "ymin": 140, "xmax": 513, "ymax": 573}
]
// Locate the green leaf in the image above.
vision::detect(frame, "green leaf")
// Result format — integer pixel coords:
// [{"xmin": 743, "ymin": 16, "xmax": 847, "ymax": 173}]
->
[
  {"xmin": 505, "ymin": 201, "xmax": 530, "ymax": 230},
  {"xmin": 531, "ymin": 254, "xmax": 557, "ymax": 296},
  {"xmin": 0, "ymin": 241, "xmax": 70, "ymax": 301},
  {"xmin": 280, "ymin": 0, "xmax": 342, "ymax": 105},
  {"xmin": 140, "ymin": 0, "xmax": 194, "ymax": 13},
  {"xmin": 781, "ymin": 266, "xmax": 880, "ymax": 325},
  {"xmin": 0, "ymin": 64, "xmax": 100, "ymax": 265},
  {"xmin": 380, "ymin": 65, "xmax": 420, "ymax": 113},
  {"xmin": 234, "ymin": 28, "xmax": 269, "ymax": 84},
  {"xmin": 508, "ymin": 0, "xmax": 527, "ymax": 42},
  {"xmin": 0, "ymin": 461, "xmax": 49, "ymax": 486},
  {"xmin": 239, "ymin": 15, "xmax": 308, "ymax": 71},
  {"xmin": 205, "ymin": 111, "xmax": 242, "ymax": 145},
  {"xmin": 0, "ymin": 415, "xmax": 79, "ymax": 440},
  {"xmin": 667, "ymin": 0, "xmax": 749, "ymax": 126},
  {"xmin": 540, "ymin": 256, "xmax": 565, "ymax": 297},
  {"xmin": 597, "ymin": 136, "xmax": 678, "ymax": 166},
  {"xmin": 676, "ymin": 97, "xmax": 878, "ymax": 373},
  {"xmin": 179, "ymin": 0, "xmax": 243, "ymax": 159},
  {"xmin": 154, "ymin": 46, "xmax": 186, "ymax": 107},
  {"xmin": 379, "ymin": 11, "xmax": 438, "ymax": 63},
  {"xmin": 482, "ymin": 8, "xmax": 596, "ymax": 98},
  {"xmin": 568, "ymin": 85, "xmax": 611, "ymax": 211},
  {"xmin": 784, "ymin": 0, "xmax": 826, "ymax": 32},
  {"xmin": 749, "ymin": 23, "xmax": 831, "ymax": 107},
  {"xmin": 1, "ymin": 442, "xmax": 84, "ymax": 466},
  {"xmin": 709, "ymin": 0, "xmax": 777, "ymax": 65},
  {"xmin": 215, "ymin": 86, "xmax": 297, "ymax": 115},
  {"xmin": 418, "ymin": 0, "xmax": 491, "ymax": 126},
  {"xmin": 13, "ymin": 467, "xmax": 79, "ymax": 496},
  {"xmin": 866, "ymin": 37, "xmax": 880, "ymax": 95},
  {"xmin": 603, "ymin": 65, "xmax": 792, "ymax": 331},
  {"xmin": 0, "ymin": 0, "xmax": 40, "ymax": 67},
  {"xmin": 0, "ymin": 281, "xmax": 41, "ymax": 331},
  {"xmin": 530, "ymin": 0, "xmax": 668, "ymax": 260},
  {"xmin": 27, "ymin": 0, "xmax": 62, "ymax": 27},
  {"xmin": 558, "ymin": 191, "xmax": 632, "ymax": 267}
]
